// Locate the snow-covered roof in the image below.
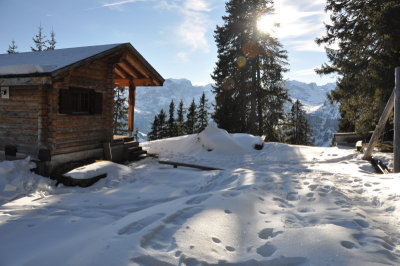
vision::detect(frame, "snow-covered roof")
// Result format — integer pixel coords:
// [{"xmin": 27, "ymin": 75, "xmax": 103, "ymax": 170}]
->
[{"xmin": 0, "ymin": 43, "xmax": 123, "ymax": 76}]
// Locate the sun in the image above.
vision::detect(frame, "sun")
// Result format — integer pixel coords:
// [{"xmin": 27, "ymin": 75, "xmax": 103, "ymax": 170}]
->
[{"xmin": 257, "ymin": 14, "xmax": 278, "ymax": 34}]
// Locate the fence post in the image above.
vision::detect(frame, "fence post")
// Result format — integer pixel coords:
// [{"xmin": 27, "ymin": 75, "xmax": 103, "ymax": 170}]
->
[{"xmin": 394, "ymin": 67, "xmax": 400, "ymax": 172}]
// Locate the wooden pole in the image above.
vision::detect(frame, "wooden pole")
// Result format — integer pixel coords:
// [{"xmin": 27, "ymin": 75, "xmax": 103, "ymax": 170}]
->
[
  {"xmin": 363, "ymin": 88, "xmax": 395, "ymax": 160},
  {"xmin": 128, "ymin": 84, "xmax": 136, "ymax": 137},
  {"xmin": 394, "ymin": 67, "xmax": 400, "ymax": 172}
]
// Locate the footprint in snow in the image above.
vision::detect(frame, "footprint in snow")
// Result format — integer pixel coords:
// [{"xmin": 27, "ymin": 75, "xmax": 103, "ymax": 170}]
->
[
  {"xmin": 341, "ymin": 240, "xmax": 356, "ymax": 249},
  {"xmin": 258, "ymin": 228, "xmax": 283, "ymax": 240},
  {"xmin": 185, "ymin": 194, "xmax": 212, "ymax": 205},
  {"xmin": 287, "ymin": 192, "xmax": 299, "ymax": 201},
  {"xmin": 353, "ymin": 219, "xmax": 369, "ymax": 228},
  {"xmin": 308, "ymin": 184, "xmax": 318, "ymax": 191},
  {"xmin": 224, "ymin": 209, "xmax": 232, "ymax": 214},
  {"xmin": 225, "ymin": 246, "xmax": 235, "ymax": 252},
  {"xmin": 256, "ymin": 243, "xmax": 277, "ymax": 257},
  {"xmin": 212, "ymin": 237, "xmax": 221, "ymax": 243}
]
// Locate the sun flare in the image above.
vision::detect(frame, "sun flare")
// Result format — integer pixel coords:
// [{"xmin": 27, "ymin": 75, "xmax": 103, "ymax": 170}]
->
[{"xmin": 257, "ymin": 14, "xmax": 278, "ymax": 34}]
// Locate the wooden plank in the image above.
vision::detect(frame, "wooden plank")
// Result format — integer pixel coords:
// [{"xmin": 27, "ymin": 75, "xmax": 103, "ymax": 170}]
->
[
  {"xmin": 118, "ymin": 60, "xmax": 141, "ymax": 79},
  {"xmin": 133, "ymin": 78, "xmax": 153, "ymax": 87},
  {"xmin": 0, "ymin": 118, "xmax": 38, "ymax": 125},
  {"xmin": 0, "ymin": 129, "xmax": 38, "ymax": 136},
  {"xmin": 114, "ymin": 64, "xmax": 130, "ymax": 79},
  {"xmin": 125, "ymin": 54, "xmax": 151, "ymax": 79},
  {"xmin": 394, "ymin": 67, "xmax": 400, "ymax": 172},
  {"xmin": 52, "ymin": 143, "xmax": 102, "ymax": 155},
  {"xmin": 159, "ymin": 160, "xmax": 223, "ymax": 171},
  {"xmin": 363, "ymin": 88, "xmax": 395, "ymax": 160},
  {"xmin": 114, "ymin": 78, "xmax": 130, "ymax": 87},
  {"xmin": 57, "ymin": 126, "xmax": 105, "ymax": 134},
  {"xmin": 0, "ymin": 135, "xmax": 38, "ymax": 143},
  {"xmin": 0, "ymin": 77, "xmax": 51, "ymax": 86}
]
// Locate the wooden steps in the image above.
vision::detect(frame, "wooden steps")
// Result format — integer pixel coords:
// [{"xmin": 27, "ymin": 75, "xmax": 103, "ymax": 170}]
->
[{"xmin": 113, "ymin": 136, "xmax": 147, "ymax": 162}]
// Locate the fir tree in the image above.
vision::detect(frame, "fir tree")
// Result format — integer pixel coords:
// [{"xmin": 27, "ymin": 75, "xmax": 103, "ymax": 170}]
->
[
  {"xmin": 212, "ymin": 0, "xmax": 289, "ymax": 138},
  {"xmin": 316, "ymin": 0, "xmax": 400, "ymax": 135},
  {"xmin": 285, "ymin": 100, "xmax": 313, "ymax": 145},
  {"xmin": 176, "ymin": 100, "xmax": 185, "ymax": 136},
  {"xmin": 31, "ymin": 24, "xmax": 47, "ymax": 52},
  {"xmin": 46, "ymin": 28, "xmax": 56, "ymax": 50},
  {"xmin": 113, "ymin": 87, "xmax": 128, "ymax": 135},
  {"xmin": 185, "ymin": 99, "xmax": 197, "ymax": 134},
  {"xmin": 7, "ymin": 40, "xmax": 18, "ymax": 54},
  {"xmin": 167, "ymin": 100, "xmax": 178, "ymax": 137},
  {"xmin": 157, "ymin": 109, "xmax": 168, "ymax": 139},
  {"xmin": 148, "ymin": 115, "xmax": 159, "ymax": 141},
  {"xmin": 197, "ymin": 92, "xmax": 210, "ymax": 132}
]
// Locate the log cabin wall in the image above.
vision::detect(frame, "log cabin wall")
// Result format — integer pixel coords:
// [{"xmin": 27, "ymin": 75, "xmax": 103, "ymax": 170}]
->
[
  {"xmin": 0, "ymin": 85, "xmax": 40, "ymax": 156},
  {"xmin": 51, "ymin": 60, "xmax": 114, "ymax": 156}
]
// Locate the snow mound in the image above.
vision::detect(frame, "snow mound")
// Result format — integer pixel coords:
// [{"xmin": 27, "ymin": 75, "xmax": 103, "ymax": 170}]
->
[
  {"xmin": 143, "ymin": 126, "xmax": 264, "ymax": 157},
  {"xmin": 65, "ymin": 161, "xmax": 132, "ymax": 180},
  {"xmin": 198, "ymin": 126, "xmax": 245, "ymax": 153},
  {"xmin": 0, "ymin": 158, "xmax": 53, "ymax": 203}
]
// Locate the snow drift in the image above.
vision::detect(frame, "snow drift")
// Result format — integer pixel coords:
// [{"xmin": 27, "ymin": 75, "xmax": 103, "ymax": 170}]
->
[{"xmin": 0, "ymin": 127, "xmax": 399, "ymax": 265}]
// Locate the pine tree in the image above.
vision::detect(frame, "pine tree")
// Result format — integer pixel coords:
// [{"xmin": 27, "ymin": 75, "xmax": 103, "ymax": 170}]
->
[
  {"xmin": 212, "ymin": 0, "xmax": 289, "ymax": 138},
  {"xmin": 167, "ymin": 100, "xmax": 178, "ymax": 137},
  {"xmin": 46, "ymin": 28, "xmax": 56, "ymax": 50},
  {"xmin": 197, "ymin": 92, "xmax": 210, "ymax": 132},
  {"xmin": 185, "ymin": 99, "xmax": 197, "ymax": 134},
  {"xmin": 316, "ymin": 0, "xmax": 400, "ymax": 135},
  {"xmin": 176, "ymin": 100, "xmax": 185, "ymax": 136},
  {"xmin": 31, "ymin": 24, "xmax": 47, "ymax": 52},
  {"xmin": 157, "ymin": 109, "xmax": 168, "ymax": 139},
  {"xmin": 7, "ymin": 40, "xmax": 18, "ymax": 54},
  {"xmin": 113, "ymin": 87, "xmax": 128, "ymax": 135},
  {"xmin": 285, "ymin": 100, "xmax": 313, "ymax": 145},
  {"xmin": 148, "ymin": 115, "xmax": 159, "ymax": 141}
]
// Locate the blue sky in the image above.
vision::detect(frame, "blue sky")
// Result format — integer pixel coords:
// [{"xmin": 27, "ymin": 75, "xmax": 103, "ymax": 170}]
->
[{"xmin": 0, "ymin": 0, "xmax": 337, "ymax": 85}]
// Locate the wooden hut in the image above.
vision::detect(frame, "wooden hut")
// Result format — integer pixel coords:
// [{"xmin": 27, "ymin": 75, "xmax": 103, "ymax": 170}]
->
[{"xmin": 0, "ymin": 43, "xmax": 164, "ymax": 175}]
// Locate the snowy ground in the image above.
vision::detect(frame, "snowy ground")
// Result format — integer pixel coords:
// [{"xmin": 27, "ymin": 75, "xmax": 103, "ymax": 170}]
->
[{"xmin": 1, "ymin": 126, "xmax": 400, "ymax": 265}]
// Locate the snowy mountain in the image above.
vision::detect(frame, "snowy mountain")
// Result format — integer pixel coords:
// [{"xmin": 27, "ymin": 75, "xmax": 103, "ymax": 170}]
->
[
  {"xmin": 135, "ymin": 79, "xmax": 215, "ymax": 134},
  {"xmin": 285, "ymin": 80, "xmax": 339, "ymax": 146},
  {"xmin": 135, "ymin": 78, "xmax": 339, "ymax": 146}
]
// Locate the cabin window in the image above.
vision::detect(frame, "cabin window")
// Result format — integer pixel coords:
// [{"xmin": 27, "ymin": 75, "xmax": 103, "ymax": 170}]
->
[{"xmin": 59, "ymin": 87, "xmax": 103, "ymax": 115}]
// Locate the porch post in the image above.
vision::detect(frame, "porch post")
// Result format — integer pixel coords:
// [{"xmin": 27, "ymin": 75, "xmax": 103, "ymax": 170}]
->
[
  {"xmin": 128, "ymin": 83, "xmax": 136, "ymax": 137},
  {"xmin": 394, "ymin": 67, "xmax": 400, "ymax": 172}
]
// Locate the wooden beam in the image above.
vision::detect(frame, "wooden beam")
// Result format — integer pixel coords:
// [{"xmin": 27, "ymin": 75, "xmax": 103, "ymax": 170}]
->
[
  {"xmin": 394, "ymin": 67, "xmax": 400, "ymax": 172},
  {"xmin": 119, "ymin": 60, "xmax": 141, "ymax": 79},
  {"xmin": 132, "ymin": 78, "xmax": 153, "ymax": 86},
  {"xmin": 0, "ymin": 77, "xmax": 52, "ymax": 86},
  {"xmin": 159, "ymin": 160, "xmax": 223, "ymax": 171},
  {"xmin": 128, "ymin": 84, "xmax": 136, "ymax": 136},
  {"xmin": 114, "ymin": 78, "xmax": 130, "ymax": 87},
  {"xmin": 363, "ymin": 88, "xmax": 395, "ymax": 160},
  {"xmin": 114, "ymin": 66, "xmax": 127, "ymax": 79},
  {"xmin": 125, "ymin": 54, "xmax": 151, "ymax": 79},
  {"xmin": 114, "ymin": 78, "xmax": 154, "ymax": 87}
]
